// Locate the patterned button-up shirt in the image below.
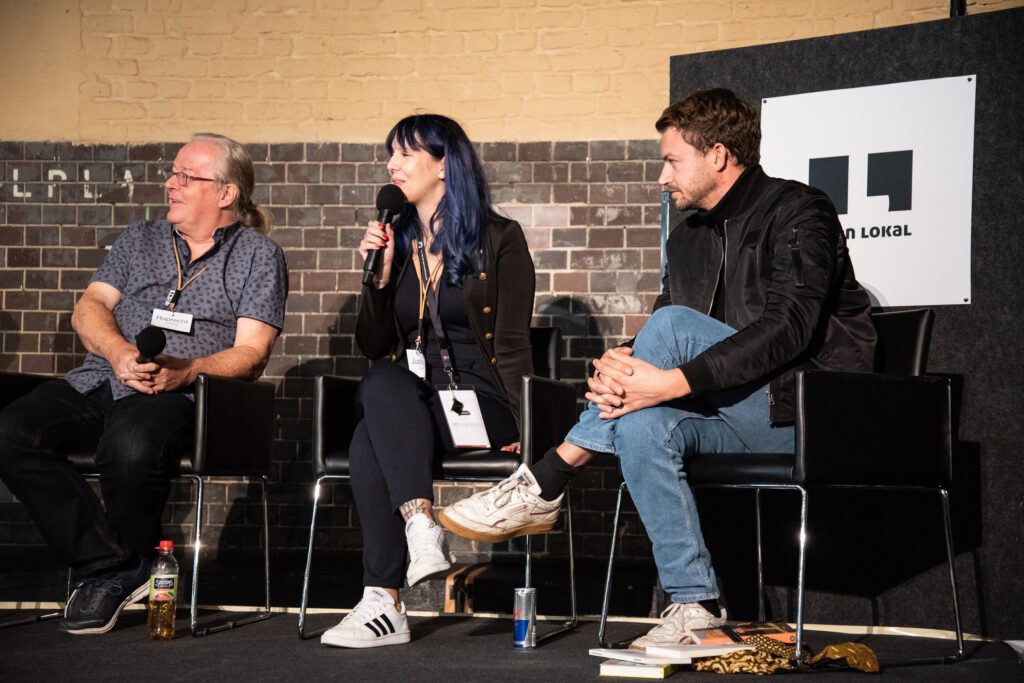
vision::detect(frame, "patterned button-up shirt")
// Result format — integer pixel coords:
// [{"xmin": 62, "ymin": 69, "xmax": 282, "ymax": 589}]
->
[{"xmin": 65, "ymin": 219, "xmax": 288, "ymax": 400}]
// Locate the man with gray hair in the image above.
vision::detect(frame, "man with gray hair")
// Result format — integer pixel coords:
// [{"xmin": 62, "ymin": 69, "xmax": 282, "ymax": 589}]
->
[{"xmin": 0, "ymin": 133, "xmax": 288, "ymax": 635}]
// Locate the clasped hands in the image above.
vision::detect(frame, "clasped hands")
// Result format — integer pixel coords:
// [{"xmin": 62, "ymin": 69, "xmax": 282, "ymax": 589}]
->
[
  {"xmin": 585, "ymin": 346, "xmax": 691, "ymax": 419},
  {"xmin": 112, "ymin": 346, "xmax": 195, "ymax": 395}
]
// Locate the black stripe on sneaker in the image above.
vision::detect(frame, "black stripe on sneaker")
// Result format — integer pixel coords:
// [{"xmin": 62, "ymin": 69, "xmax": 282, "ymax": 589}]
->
[
  {"xmin": 373, "ymin": 617, "xmax": 392, "ymax": 635},
  {"xmin": 379, "ymin": 614, "xmax": 395, "ymax": 633},
  {"xmin": 363, "ymin": 620, "xmax": 382, "ymax": 637}
]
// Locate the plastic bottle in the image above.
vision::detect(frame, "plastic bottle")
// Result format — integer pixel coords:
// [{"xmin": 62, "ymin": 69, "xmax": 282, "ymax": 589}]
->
[{"xmin": 147, "ymin": 540, "xmax": 179, "ymax": 640}]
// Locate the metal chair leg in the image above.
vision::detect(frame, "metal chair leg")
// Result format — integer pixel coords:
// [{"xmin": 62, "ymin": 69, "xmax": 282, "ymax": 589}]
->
[
  {"xmin": 535, "ymin": 483, "xmax": 577, "ymax": 644},
  {"xmin": 794, "ymin": 486, "xmax": 809, "ymax": 661},
  {"xmin": 0, "ymin": 608, "xmax": 62, "ymax": 629},
  {"xmin": 598, "ymin": 481, "xmax": 628, "ymax": 648},
  {"xmin": 755, "ymin": 488, "xmax": 766, "ymax": 622},
  {"xmin": 190, "ymin": 475, "xmax": 274, "ymax": 637},
  {"xmin": 940, "ymin": 487, "xmax": 965, "ymax": 663},
  {"xmin": 0, "ymin": 566, "xmax": 66, "ymax": 629},
  {"xmin": 188, "ymin": 474, "xmax": 204, "ymax": 636},
  {"xmin": 299, "ymin": 476, "xmax": 331, "ymax": 639}
]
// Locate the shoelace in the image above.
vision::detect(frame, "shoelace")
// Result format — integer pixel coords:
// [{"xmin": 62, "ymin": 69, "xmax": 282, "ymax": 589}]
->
[
  {"xmin": 646, "ymin": 602, "xmax": 691, "ymax": 638},
  {"xmin": 343, "ymin": 593, "xmax": 393, "ymax": 625},
  {"xmin": 71, "ymin": 578, "xmax": 127, "ymax": 613},
  {"xmin": 479, "ymin": 474, "xmax": 527, "ymax": 510}
]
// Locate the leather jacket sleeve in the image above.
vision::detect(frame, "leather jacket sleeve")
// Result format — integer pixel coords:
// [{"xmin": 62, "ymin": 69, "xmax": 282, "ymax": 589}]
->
[{"xmin": 681, "ymin": 193, "xmax": 842, "ymax": 396}]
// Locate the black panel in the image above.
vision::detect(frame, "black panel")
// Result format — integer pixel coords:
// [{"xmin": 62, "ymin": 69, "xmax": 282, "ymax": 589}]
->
[{"xmin": 669, "ymin": 9, "xmax": 1024, "ymax": 638}]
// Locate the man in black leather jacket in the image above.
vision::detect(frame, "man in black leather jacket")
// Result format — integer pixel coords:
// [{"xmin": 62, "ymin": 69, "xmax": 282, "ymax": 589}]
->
[{"xmin": 440, "ymin": 88, "xmax": 876, "ymax": 648}]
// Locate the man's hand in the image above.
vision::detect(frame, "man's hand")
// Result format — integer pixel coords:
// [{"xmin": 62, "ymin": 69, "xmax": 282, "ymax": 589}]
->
[
  {"xmin": 111, "ymin": 345, "xmax": 160, "ymax": 394},
  {"xmin": 144, "ymin": 354, "xmax": 198, "ymax": 393},
  {"xmin": 585, "ymin": 346, "xmax": 634, "ymax": 407},
  {"xmin": 590, "ymin": 349, "xmax": 692, "ymax": 419}
]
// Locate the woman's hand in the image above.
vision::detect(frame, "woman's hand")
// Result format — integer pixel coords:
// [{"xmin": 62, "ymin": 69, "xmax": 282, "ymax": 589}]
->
[
  {"xmin": 358, "ymin": 220, "xmax": 396, "ymax": 287},
  {"xmin": 500, "ymin": 442, "xmax": 522, "ymax": 453}
]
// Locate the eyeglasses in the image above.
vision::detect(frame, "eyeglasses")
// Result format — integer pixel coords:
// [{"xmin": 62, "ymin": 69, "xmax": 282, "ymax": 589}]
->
[{"xmin": 161, "ymin": 167, "xmax": 217, "ymax": 187}]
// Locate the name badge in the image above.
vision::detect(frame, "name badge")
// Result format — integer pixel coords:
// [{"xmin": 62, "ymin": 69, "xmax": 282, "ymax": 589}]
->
[
  {"xmin": 437, "ymin": 387, "xmax": 490, "ymax": 449},
  {"xmin": 151, "ymin": 308, "xmax": 193, "ymax": 334},
  {"xmin": 406, "ymin": 348, "xmax": 427, "ymax": 380}
]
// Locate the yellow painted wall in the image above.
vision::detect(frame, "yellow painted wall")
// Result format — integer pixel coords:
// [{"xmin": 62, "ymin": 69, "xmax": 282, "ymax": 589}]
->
[{"xmin": 1, "ymin": 0, "xmax": 1020, "ymax": 143}]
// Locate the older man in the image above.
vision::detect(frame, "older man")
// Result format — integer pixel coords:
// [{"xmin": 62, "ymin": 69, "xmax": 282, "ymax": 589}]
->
[
  {"xmin": 0, "ymin": 133, "xmax": 287, "ymax": 634},
  {"xmin": 441, "ymin": 89, "xmax": 876, "ymax": 649}
]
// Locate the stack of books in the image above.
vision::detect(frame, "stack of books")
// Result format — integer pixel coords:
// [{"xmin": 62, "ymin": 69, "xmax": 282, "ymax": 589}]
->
[
  {"xmin": 589, "ymin": 622, "xmax": 796, "ymax": 678},
  {"xmin": 589, "ymin": 642, "xmax": 754, "ymax": 679}
]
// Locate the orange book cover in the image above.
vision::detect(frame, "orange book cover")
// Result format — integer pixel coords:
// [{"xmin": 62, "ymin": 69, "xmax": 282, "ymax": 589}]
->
[
  {"xmin": 692, "ymin": 622, "xmax": 797, "ymax": 645},
  {"xmin": 728, "ymin": 622, "xmax": 797, "ymax": 644}
]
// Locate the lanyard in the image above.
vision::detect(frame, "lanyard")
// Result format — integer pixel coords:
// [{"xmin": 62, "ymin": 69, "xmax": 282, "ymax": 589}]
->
[
  {"xmin": 165, "ymin": 233, "xmax": 208, "ymax": 311},
  {"xmin": 412, "ymin": 238, "xmax": 459, "ymax": 388}
]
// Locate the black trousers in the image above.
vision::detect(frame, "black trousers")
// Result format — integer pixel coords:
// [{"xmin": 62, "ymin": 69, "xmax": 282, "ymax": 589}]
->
[
  {"xmin": 349, "ymin": 362, "xmax": 518, "ymax": 588},
  {"xmin": 0, "ymin": 380, "xmax": 194, "ymax": 576}
]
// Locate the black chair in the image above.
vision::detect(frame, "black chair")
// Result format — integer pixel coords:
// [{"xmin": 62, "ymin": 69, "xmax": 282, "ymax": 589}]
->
[
  {"xmin": 298, "ymin": 327, "xmax": 580, "ymax": 642},
  {"xmin": 598, "ymin": 309, "xmax": 964, "ymax": 664},
  {"xmin": 0, "ymin": 372, "xmax": 275, "ymax": 637}
]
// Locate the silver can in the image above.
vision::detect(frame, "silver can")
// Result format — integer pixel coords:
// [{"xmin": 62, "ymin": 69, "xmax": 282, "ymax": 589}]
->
[{"xmin": 512, "ymin": 587, "xmax": 536, "ymax": 648}]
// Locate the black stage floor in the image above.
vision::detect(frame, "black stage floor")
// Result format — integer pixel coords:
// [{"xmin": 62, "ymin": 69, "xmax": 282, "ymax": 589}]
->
[
  {"xmin": 2, "ymin": 548, "xmax": 1021, "ymax": 680},
  {"xmin": 1, "ymin": 609, "xmax": 1020, "ymax": 682}
]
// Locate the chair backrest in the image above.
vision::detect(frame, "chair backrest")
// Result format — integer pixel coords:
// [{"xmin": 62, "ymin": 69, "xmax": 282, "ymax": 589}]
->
[
  {"xmin": 530, "ymin": 327, "xmax": 562, "ymax": 380},
  {"xmin": 871, "ymin": 308, "xmax": 934, "ymax": 376},
  {"xmin": 192, "ymin": 374, "xmax": 276, "ymax": 476},
  {"xmin": 520, "ymin": 374, "xmax": 579, "ymax": 467}
]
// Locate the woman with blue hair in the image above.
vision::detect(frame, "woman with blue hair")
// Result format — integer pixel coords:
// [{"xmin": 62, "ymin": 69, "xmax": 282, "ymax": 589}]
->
[{"xmin": 321, "ymin": 114, "xmax": 536, "ymax": 649}]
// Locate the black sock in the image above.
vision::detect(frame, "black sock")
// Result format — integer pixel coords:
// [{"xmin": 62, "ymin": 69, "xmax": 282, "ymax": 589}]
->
[
  {"xmin": 698, "ymin": 598, "xmax": 721, "ymax": 615},
  {"xmin": 530, "ymin": 447, "xmax": 583, "ymax": 501}
]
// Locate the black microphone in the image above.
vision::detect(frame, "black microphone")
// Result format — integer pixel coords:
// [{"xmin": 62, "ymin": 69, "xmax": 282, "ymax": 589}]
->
[
  {"xmin": 362, "ymin": 184, "xmax": 406, "ymax": 286},
  {"xmin": 135, "ymin": 326, "xmax": 167, "ymax": 362}
]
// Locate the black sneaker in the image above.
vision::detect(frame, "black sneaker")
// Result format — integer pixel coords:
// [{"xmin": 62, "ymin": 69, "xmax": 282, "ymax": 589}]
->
[{"xmin": 62, "ymin": 557, "xmax": 150, "ymax": 635}]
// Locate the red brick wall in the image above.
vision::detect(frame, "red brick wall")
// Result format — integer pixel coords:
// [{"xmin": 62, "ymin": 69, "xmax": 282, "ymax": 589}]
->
[{"xmin": 0, "ymin": 139, "xmax": 659, "ymax": 561}]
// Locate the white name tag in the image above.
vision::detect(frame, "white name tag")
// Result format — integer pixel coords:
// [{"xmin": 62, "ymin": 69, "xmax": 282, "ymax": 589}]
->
[
  {"xmin": 151, "ymin": 308, "xmax": 193, "ymax": 334},
  {"xmin": 437, "ymin": 388, "xmax": 491, "ymax": 449},
  {"xmin": 406, "ymin": 348, "xmax": 426, "ymax": 380}
]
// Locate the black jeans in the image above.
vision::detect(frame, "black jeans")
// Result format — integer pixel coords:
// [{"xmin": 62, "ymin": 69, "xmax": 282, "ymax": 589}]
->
[
  {"xmin": 349, "ymin": 362, "xmax": 518, "ymax": 588},
  {"xmin": 0, "ymin": 380, "xmax": 194, "ymax": 576}
]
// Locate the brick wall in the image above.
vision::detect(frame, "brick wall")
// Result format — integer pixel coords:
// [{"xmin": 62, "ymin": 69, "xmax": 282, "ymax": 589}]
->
[
  {"xmin": 6, "ymin": 1, "xmax": 1019, "ymax": 143},
  {"xmin": 0, "ymin": 137, "xmax": 661, "ymax": 561}
]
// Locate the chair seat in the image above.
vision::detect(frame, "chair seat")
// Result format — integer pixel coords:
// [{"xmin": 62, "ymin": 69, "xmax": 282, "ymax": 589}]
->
[
  {"xmin": 67, "ymin": 451, "xmax": 198, "ymax": 477},
  {"xmin": 688, "ymin": 451, "xmax": 796, "ymax": 486},
  {"xmin": 321, "ymin": 448, "xmax": 521, "ymax": 481}
]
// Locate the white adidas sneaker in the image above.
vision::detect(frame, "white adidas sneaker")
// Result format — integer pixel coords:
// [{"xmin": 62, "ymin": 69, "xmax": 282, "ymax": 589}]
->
[
  {"xmin": 405, "ymin": 513, "xmax": 456, "ymax": 587},
  {"xmin": 321, "ymin": 586, "xmax": 411, "ymax": 648},
  {"xmin": 438, "ymin": 463, "xmax": 562, "ymax": 543}
]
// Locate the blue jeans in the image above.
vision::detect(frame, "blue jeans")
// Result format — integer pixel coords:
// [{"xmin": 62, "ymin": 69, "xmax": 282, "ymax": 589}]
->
[{"xmin": 566, "ymin": 306, "xmax": 794, "ymax": 604}]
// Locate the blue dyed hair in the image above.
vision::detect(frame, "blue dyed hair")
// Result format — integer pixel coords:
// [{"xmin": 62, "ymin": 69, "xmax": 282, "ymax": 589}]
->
[{"xmin": 385, "ymin": 114, "xmax": 499, "ymax": 286}]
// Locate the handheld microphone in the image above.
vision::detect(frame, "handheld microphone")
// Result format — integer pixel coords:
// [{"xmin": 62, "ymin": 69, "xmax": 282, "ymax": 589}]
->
[
  {"xmin": 135, "ymin": 326, "xmax": 167, "ymax": 363},
  {"xmin": 362, "ymin": 184, "xmax": 406, "ymax": 286}
]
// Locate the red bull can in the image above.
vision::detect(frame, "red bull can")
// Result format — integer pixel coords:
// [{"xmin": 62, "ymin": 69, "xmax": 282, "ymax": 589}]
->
[{"xmin": 513, "ymin": 587, "xmax": 536, "ymax": 648}]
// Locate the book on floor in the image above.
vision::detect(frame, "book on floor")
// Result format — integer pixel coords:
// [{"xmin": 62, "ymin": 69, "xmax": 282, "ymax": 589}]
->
[
  {"xmin": 643, "ymin": 642, "xmax": 755, "ymax": 660},
  {"xmin": 691, "ymin": 621, "xmax": 797, "ymax": 645},
  {"xmin": 589, "ymin": 648, "xmax": 679, "ymax": 665},
  {"xmin": 599, "ymin": 659, "xmax": 679, "ymax": 679}
]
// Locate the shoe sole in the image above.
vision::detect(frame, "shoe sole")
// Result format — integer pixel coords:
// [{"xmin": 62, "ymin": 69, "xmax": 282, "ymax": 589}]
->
[
  {"xmin": 437, "ymin": 509, "xmax": 555, "ymax": 543},
  {"xmin": 406, "ymin": 556, "xmax": 455, "ymax": 587},
  {"xmin": 321, "ymin": 630, "xmax": 411, "ymax": 648},
  {"xmin": 62, "ymin": 582, "xmax": 149, "ymax": 635}
]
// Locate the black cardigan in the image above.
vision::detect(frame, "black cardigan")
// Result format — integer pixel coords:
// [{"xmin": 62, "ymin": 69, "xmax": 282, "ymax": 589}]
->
[{"xmin": 355, "ymin": 216, "xmax": 536, "ymax": 421}]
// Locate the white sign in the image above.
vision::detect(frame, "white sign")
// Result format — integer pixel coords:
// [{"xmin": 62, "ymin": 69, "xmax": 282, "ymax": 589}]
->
[{"xmin": 761, "ymin": 76, "xmax": 976, "ymax": 307}]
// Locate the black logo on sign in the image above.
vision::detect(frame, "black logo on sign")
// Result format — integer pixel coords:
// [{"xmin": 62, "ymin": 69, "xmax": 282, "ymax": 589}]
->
[{"xmin": 808, "ymin": 150, "xmax": 913, "ymax": 215}]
